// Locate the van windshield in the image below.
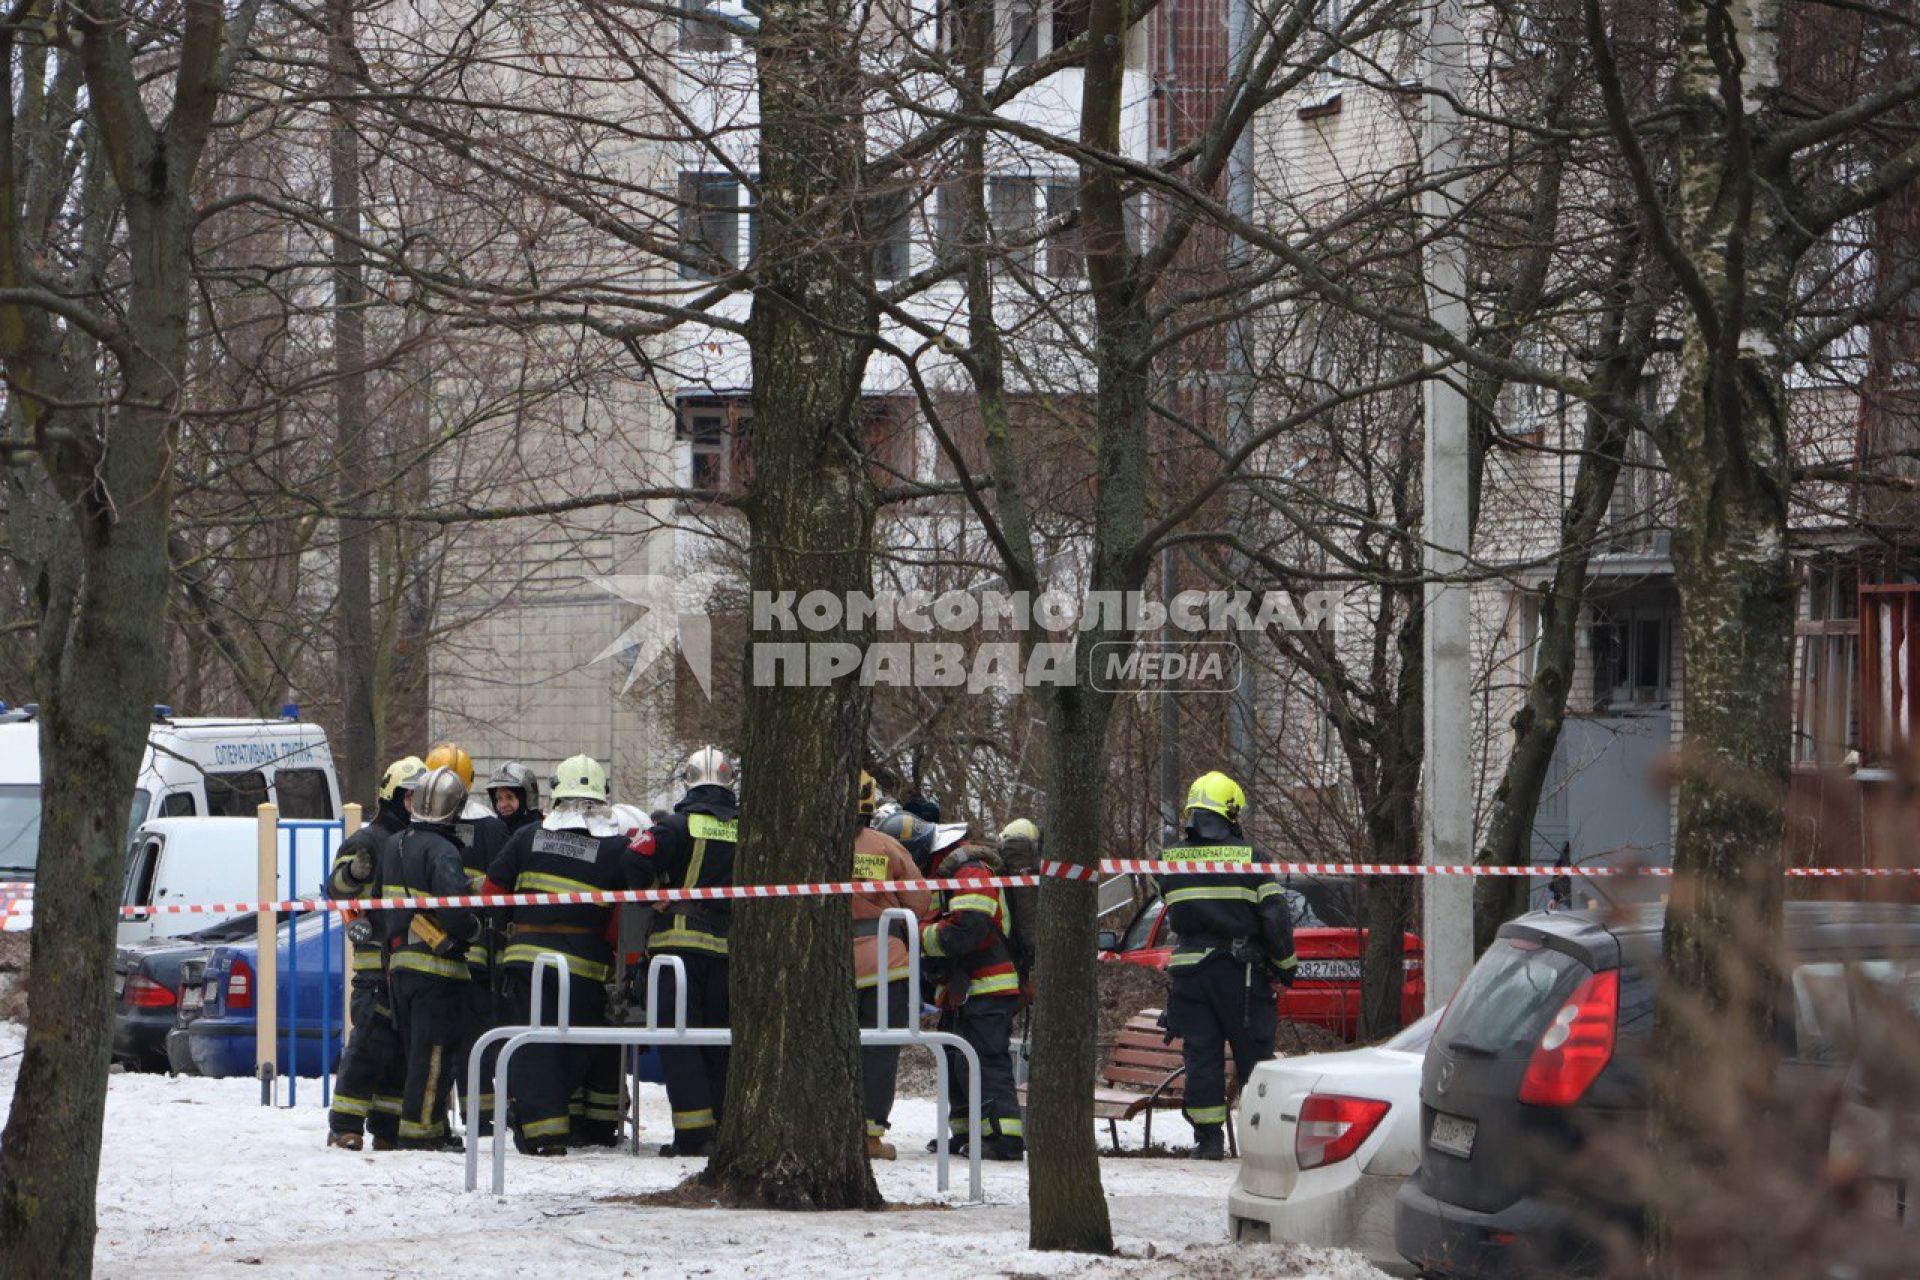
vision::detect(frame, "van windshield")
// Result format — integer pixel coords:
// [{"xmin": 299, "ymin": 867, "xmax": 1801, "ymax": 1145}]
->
[{"xmin": 0, "ymin": 784, "xmax": 150, "ymax": 877}]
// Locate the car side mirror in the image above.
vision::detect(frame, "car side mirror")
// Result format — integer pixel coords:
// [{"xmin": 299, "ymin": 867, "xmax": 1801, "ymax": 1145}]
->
[{"xmin": 1096, "ymin": 929, "xmax": 1120, "ymax": 951}]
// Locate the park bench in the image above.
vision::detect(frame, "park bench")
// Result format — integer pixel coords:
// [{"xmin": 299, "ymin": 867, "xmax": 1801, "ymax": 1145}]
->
[{"xmin": 1020, "ymin": 1007, "xmax": 1240, "ymax": 1154}]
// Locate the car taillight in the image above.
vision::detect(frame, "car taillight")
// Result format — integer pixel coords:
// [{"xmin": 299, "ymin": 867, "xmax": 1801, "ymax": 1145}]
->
[
  {"xmin": 1518, "ymin": 968, "xmax": 1618, "ymax": 1106},
  {"xmin": 227, "ymin": 958, "xmax": 253, "ymax": 1011},
  {"xmin": 123, "ymin": 974, "xmax": 177, "ymax": 1008},
  {"xmin": 1295, "ymin": 1093, "xmax": 1392, "ymax": 1170}
]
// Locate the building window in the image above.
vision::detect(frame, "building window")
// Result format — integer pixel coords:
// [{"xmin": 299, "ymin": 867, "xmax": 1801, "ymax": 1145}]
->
[
  {"xmin": 1052, "ymin": 0, "xmax": 1088, "ymax": 47},
  {"xmin": 1045, "ymin": 181, "xmax": 1084, "ymax": 278},
  {"xmin": 989, "ymin": 175, "xmax": 1038, "ymax": 274},
  {"xmin": 1001, "ymin": 0, "xmax": 1083, "ymax": 66},
  {"xmin": 679, "ymin": 0, "xmax": 730, "ymax": 52},
  {"xmin": 1796, "ymin": 562, "xmax": 1860, "ymax": 765},
  {"xmin": 1006, "ymin": 0, "xmax": 1040, "ymax": 65},
  {"xmin": 1316, "ymin": 0, "xmax": 1346, "ymax": 93},
  {"xmin": 678, "ymin": 172, "xmax": 744, "ymax": 279},
  {"xmin": 1591, "ymin": 602, "xmax": 1672, "ymax": 707},
  {"xmin": 868, "ymin": 191, "xmax": 913, "ymax": 281},
  {"xmin": 678, "ymin": 398, "xmax": 752, "ymax": 495}
]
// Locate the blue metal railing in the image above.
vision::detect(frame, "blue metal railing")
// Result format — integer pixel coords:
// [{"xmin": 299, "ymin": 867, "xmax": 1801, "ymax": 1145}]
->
[{"xmin": 280, "ymin": 818, "xmax": 344, "ymax": 1108}]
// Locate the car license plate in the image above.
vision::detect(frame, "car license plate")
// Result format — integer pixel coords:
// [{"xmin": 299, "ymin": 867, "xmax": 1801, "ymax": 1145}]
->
[
  {"xmin": 1293, "ymin": 959, "xmax": 1362, "ymax": 982},
  {"xmin": 114, "ymin": 971, "xmax": 126, "ymax": 998},
  {"xmin": 180, "ymin": 982, "xmax": 204, "ymax": 1014},
  {"xmin": 1430, "ymin": 1112, "xmax": 1477, "ymax": 1159}
]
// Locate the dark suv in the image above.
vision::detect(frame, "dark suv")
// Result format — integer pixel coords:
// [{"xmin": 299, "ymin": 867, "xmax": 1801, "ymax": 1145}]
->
[{"xmin": 1395, "ymin": 901, "xmax": 1920, "ymax": 1278}]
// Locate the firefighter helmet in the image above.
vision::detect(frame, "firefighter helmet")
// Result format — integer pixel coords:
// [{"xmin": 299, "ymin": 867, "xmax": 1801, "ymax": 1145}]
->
[
  {"xmin": 378, "ymin": 756, "xmax": 428, "ymax": 801},
  {"xmin": 1184, "ymin": 771, "xmax": 1246, "ymax": 824},
  {"xmin": 424, "ymin": 742, "xmax": 475, "ymax": 787},
  {"xmin": 487, "ymin": 761, "xmax": 539, "ymax": 809},
  {"xmin": 412, "ymin": 767, "xmax": 468, "ymax": 824},
  {"xmin": 999, "ymin": 817, "xmax": 1039, "ymax": 845},
  {"xmin": 551, "ymin": 754, "xmax": 609, "ymax": 803},
  {"xmin": 856, "ymin": 771, "xmax": 880, "ymax": 816},
  {"xmin": 681, "ymin": 745, "xmax": 736, "ymax": 791}
]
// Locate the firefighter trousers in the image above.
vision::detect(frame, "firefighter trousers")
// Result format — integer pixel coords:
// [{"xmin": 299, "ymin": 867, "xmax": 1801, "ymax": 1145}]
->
[
  {"xmin": 939, "ymin": 994, "xmax": 1023, "ymax": 1150},
  {"xmin": 858, "ymin": 978, "xmax": 911, "ymax": 1136},
  {"xmin": 329, "ymin": 976, "xmax": 405, "ymax": 1141},
  {"xmin": 390, "ymin": 968, "xmax": 466, "ymax": 1146},
  {"xmin": 504, "ymin": 965, "xmax": 621, "ymax": 1148},
  {"xmin": 653, "ymin": 951, "xmax": 729, "ymax": 1147},
  {"xmin": 455, "ymin": 963, "xmax": 501, "ymax": 1134},
  {"xmin": 1166, "ymin": 953, "xmax": 1275, "ymax": 1133}
]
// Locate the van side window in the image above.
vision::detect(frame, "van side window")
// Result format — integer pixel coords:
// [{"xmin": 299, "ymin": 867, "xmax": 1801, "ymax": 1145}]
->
[
  {"xmin": 274, "ymin": 768, "xmax": 333, "ymax": 820},
  {"xmin": 159, "ymin": 792, "xmax": 197, "ymax": 818},
  {"xmin": 205, "ymin": 770, "xmax": 269, "ymax": 818}
]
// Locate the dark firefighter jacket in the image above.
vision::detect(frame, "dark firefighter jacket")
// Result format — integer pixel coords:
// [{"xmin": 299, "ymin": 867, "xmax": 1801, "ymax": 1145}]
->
[
  {"xmin": 377, "ymin": 822, "xmax": 477, "ymax": 981},
  {"xmin": 624, "ymin": 784, "xmax": 739, "ymax": 958},
  {"xmin": 920, "ymin": 852, "xmax": 1021, "ymax": 1007},
  {"xmin": 328, "ymin": 802, "xmax": 409, "ymax": 976},
  {"xmin": 486, "ymin": 816, "xmax": 628, "ymax": 983},
  {"xmin": 1160, "ymin": 815, "xmax": 1296, "ymax": 979}
]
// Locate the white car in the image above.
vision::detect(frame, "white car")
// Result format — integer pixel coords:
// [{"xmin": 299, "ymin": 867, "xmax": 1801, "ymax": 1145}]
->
[{"xmin": 1228, "ymin": 1009, "xmax": 1440, "ymax": 1269}]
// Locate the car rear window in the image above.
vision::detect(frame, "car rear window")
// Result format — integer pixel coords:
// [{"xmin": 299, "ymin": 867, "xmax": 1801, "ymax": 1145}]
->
[{"xmin": 1439, "ymin": 936, "xmax": 1591, "ymax": 1056}]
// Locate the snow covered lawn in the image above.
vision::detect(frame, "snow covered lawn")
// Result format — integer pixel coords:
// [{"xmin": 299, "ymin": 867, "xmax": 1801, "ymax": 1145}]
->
[{"xmin": 1, "ymin": 1023, "xmax": 1387, "ymax": 1278}]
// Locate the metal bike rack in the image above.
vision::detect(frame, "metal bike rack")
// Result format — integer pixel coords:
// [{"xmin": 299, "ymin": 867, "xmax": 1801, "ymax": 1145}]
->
[{"xmin": 461, "ymin": 908, "xmax": 987, "ymax": 1202}]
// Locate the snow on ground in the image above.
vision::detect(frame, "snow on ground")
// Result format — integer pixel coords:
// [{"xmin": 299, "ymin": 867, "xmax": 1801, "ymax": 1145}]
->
[{"xmin": 0, "ymin": 1023, "xmax": 1387, "ymax": 1279}]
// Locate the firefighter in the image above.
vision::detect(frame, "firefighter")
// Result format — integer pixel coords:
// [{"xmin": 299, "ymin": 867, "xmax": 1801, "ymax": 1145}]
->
[
  {"xmin": 377, "ymin": 765, "xmax": 481, "ymax": 1149},
  {"xmin": 852, "ymin": 773, "xmax": 931, "ymax": 1159},
  {"xmin": 625, "ymin": 745, "xmax": 738, "ymax": 1157},
  {"xmin": 484, "ymin": 754, "xmax": 628, "ymax": 1155},
  {"xmin": 487, "ymin": 761, "xmax": 543, "ymax": 833},
  {"xmin": 997, "ymin": 818, "xmax": 1041, "ymax": 987},
  {"xmin": 427, "ymin": 741, "xmax": 512, "ymax": 1133},
  {"xmin": 920, "ymin": 836, "xmax": 1025, "ymax": 1160},
  {"xmin": 873, "ymin": 805, "xmax": 937, "ymax": 875},
  {"xmin": 1161, "ymin": 770, "xmax": 1297, "ymax": 1160},
  {"xmin": 324, "ymin": 755, "xmax": 424, "ymax": 1150}
]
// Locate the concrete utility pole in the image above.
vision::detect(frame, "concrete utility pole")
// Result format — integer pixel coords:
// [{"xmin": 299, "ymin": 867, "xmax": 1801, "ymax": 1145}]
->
[
  {"xmin": 1420, "ymin": 0, "xmax": 1474, "ymax": 1009},
  {"xmin": 1225, "ymin": 0, "xmax": 1258, "ymax": 780}
]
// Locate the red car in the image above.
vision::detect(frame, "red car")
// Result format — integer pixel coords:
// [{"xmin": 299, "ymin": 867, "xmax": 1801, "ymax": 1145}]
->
[{"xmin": 1097, "ymin": 879, "xmax": 1424, "ymax": 1040}]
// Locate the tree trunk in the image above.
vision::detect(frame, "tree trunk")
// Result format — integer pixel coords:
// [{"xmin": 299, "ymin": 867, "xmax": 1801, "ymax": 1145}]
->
[
  {"xmin": 1472, "ymin": 396, "xmax": 1634, "ymax": 953},
  {"xmin": 704, "ymin": 0, "xmax": 881, "ymax": 1210},
  {"xmin": 0, "ymin": 264, "xmax": 187, "ymax": 1280},
  {"xmin": 1645, "ymin": 348, "xmax": 1795, "ymax": 1271},
  {"xmin": 330, "ymin": 0, "xmax": 377, "ymax": 806},
  {"xmin": 1027, "ymin": 683, "xmax": 1117, "ymax": 1252},
  {"xmin": 1360, "ymin": 586, "xmax": 1421, "ymax": 1038}
]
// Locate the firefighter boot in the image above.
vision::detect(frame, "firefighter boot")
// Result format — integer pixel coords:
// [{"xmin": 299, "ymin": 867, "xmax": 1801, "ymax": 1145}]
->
[
  {"xmin": 1191, "ymin": 1126, "xmax": 1226, "ymax": 1161},
  {"xmin": 326, "ymin": 1132, "xmax": 364, "ymax": 1152},
  {"xmin": 867, "ymin": 1133, "xmax": 897, "ymax": 1161}
]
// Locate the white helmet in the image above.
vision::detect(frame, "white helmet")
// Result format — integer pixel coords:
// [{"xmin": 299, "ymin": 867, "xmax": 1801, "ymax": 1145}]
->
[{"xmin": 681, "ymin": 745, "xmax": 736, "ymax": 791}]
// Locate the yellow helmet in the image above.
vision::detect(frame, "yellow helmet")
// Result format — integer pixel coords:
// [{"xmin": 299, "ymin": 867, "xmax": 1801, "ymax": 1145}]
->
[
  {"xmin": 425, "ymin": 742, "xmax": 474, "ymax": 787},
  {"xmin": 857, "ymin": 771, "xmax": 880, "ymax": 816},
  {"xmin": 551, "ymin": 754, "xmax": 610, "ymax": 803},
  {"xmin": 379, "ymin": 756, "xmax": 428, "ymax": 801},
  {"xmin": 1184, "ymin": 771, "xmax": 1246, "ymax": 824},
  {"xmin": 1000, "ymin": 818, "xmax": 1040, "ymax": 844}
]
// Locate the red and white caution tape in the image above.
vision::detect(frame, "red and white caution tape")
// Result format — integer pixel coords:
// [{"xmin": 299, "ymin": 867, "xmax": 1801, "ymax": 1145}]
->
[{"xmin": 4, "ymin": 859, "xmax": 1920, "ymax": 926}]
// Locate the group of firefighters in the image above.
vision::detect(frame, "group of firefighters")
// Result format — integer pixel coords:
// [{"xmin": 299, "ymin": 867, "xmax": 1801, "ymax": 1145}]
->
[{"xmin": 323, "ymin": 742, "xmax": 1297, "ymax": 1165}]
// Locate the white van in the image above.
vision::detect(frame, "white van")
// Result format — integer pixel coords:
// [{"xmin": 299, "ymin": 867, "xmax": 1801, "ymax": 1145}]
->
[
  {"xmin": 119, "ymin": 818, "xmax": 316, "ymax": 945},
  {"xmin": 0, "ymin": 708, "xmax": 341, "ymax": 882}
]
